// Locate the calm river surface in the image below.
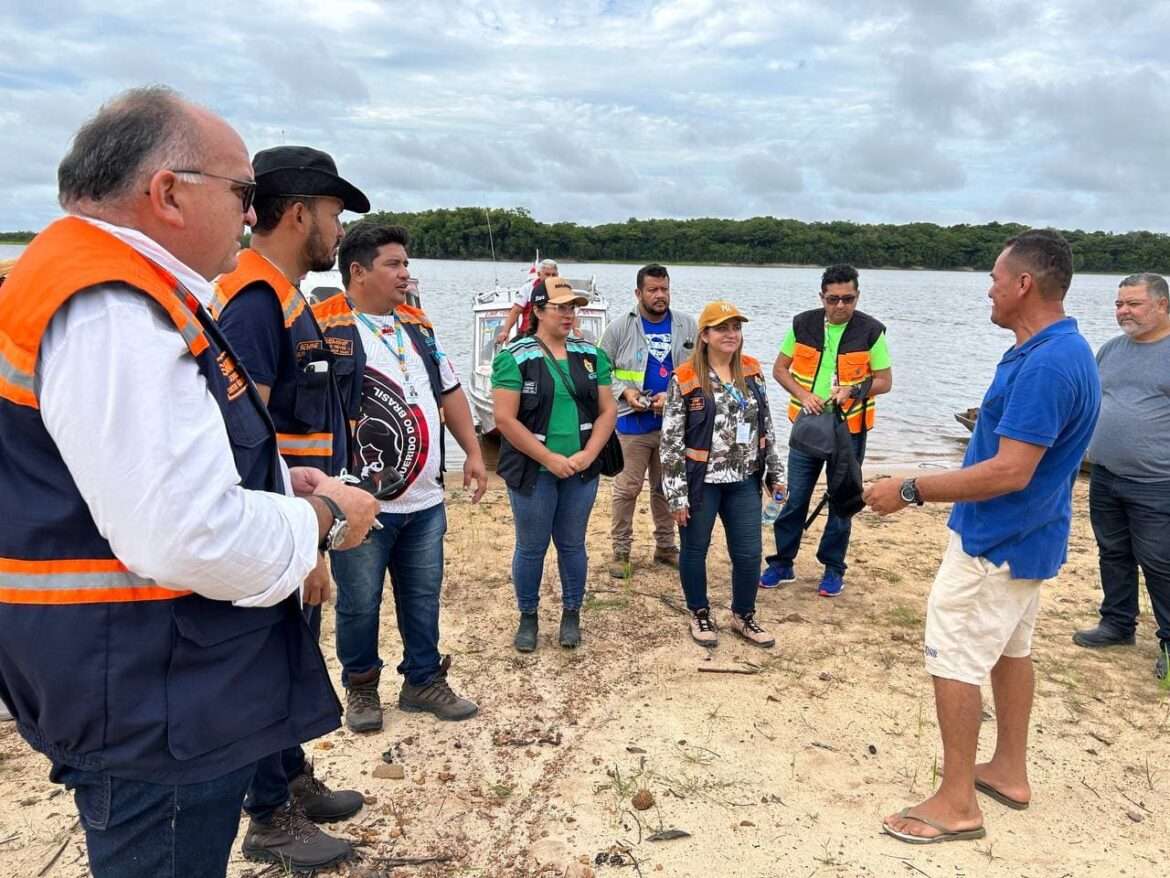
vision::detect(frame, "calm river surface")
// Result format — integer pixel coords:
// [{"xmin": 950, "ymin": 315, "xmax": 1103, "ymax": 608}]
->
[{"xmin": 2, "ymin": 244, "xmax": 1123, "ymax": 468}]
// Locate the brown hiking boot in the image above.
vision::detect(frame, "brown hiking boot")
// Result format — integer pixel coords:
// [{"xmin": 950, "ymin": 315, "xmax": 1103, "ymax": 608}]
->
[
  {"xmin": 689, "ymin": 608, "xmax": 718, "ymax": 647},
  {"xmin": 653, "ymin": 546, "xmax": 680, "ymax": 567},
  {"xmin": 730, "ymin": 611, "xmax": 775, "ymax": 648},
  {"xmin": 608, "ymin": 552, "xmax": 632, "ymax": 579},
  {"xmin": 241, "ymin": 803, "xmax": 352, "ymax": 872},
  {"xmin": 398, "ymin": 655, "xmax": 478, "ymax": 721},
  {"xmin": 344, "ymin": 668, "xmax": 382, "ymax": 733},
  {"xmin": 289, "ymin": 762, "xmax": 364, "ymax": 823}
]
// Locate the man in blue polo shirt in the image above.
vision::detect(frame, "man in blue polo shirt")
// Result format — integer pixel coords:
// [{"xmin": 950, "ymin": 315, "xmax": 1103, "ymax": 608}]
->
[{"xmin": 864, "ymin": 230, "xmax": 1100, "ymax": 845}]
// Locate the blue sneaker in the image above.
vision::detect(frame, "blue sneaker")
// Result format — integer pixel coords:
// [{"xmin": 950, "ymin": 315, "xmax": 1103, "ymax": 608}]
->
[
  {"xmin": 760, "ymin": 563, "xmax": 796, "ymax": 589},
  {"xmin": 818, "ymin": 569, "xmax": 844, "ymax": 597}
]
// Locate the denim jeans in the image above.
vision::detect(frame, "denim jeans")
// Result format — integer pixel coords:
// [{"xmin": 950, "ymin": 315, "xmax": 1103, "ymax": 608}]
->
[
  {"xmin": 768, "ymin": 431, "xmax": 867, "ymax": 575},
  {"xmin": 52, "ymin": 760, "xmax": 256, "ymax": 878},
  {"xmin": 243, "ymin": 601, "xmax": 321, "ymax": 820},
  {"xmin": 1090, "ymin": 465, "xmax": 1170, "ymax": 645},
  {"xmin": 679, "ymin": 478, "xmax": 762, "ymax": 616},
  {"xmin": 508, "ymin": 471, "xmax": 600, "ymax": 611},
  {"xmin": 330, "ymin": 502, "xmax": 447, "ymax": 688}
]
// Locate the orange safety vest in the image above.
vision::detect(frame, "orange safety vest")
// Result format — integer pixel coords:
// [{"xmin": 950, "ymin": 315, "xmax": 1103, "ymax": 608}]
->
[{"xmin": 785, "ymin": 308, "xmax": 885, "ymax": 434}]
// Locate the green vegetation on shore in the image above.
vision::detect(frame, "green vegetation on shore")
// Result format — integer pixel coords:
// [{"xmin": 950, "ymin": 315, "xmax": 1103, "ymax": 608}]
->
[
  {"xmin": 362, "ymin": 208, "xmax": 1170, "ymax": 274},
  {"xmin": 9, "ymin": 210, "xmax": 1170, "ymax": 274}
]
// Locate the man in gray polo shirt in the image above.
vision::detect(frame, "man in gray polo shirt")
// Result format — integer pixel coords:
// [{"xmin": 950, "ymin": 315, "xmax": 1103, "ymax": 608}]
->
[{"xmin": 1073, "ymin": 273, "xmax": 1170, "ymax": 680}]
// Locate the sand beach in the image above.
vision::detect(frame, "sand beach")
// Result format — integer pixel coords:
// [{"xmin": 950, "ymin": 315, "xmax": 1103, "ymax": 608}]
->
[{"xmin": 1, "ymin": 473, "xmax": 1166, "ymax": 878}]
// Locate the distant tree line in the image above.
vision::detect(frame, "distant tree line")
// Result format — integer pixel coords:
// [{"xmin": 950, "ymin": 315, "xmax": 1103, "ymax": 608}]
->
[
  {"xmin": 8, "ymin": 210, "xmax": 1170, "ymax": 273},
  {"xmin": 360, "ymin": 208, "xmax": 1170, "ymax": 274}
]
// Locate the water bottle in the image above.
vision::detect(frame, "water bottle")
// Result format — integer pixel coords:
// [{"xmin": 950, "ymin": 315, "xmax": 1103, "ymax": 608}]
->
[{"xmin": 761, "ymin": 487, "xmax": 786, "ymax": 524}]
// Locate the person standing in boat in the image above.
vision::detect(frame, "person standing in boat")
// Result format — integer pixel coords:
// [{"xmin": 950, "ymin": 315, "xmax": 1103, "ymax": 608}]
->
[
  {"xmin": 599, "ymin": 263, "xmax": 697, "ymax": 579},
  {"xmin": 496, "ymin": 257, "xmax": 559, "ymax": 344},
  {"xmin": 1073, "ymin": 273, "xmax": 1170, "ymax": 680},
  {"xmin": 660, "ymin": 301, "xmax": 785, "ymax": 648},
  {"xmin": 760, "ymin": 264, "xmax": 892, "ymax": 596},
  {"xmin": 491, "ymin": 277, "xmax": 617, "ymax": 651},
  {"xmin": 321, "ymin": 220, "xmax": 485, "ymax": 734}
]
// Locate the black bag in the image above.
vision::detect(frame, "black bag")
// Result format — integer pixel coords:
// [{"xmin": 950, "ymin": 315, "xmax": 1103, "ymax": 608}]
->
[
  {"xmin": 788, "ymin": 407, "xmax": 837, "ymax": 460},
  {"xmin": 533, "ymin": 338, "xmax": 624, "ymax": 477}
]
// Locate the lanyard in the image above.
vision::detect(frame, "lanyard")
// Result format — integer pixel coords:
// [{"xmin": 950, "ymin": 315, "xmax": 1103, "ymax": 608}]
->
[
  {"xmin": 356, "ymin": 310, "xmax": 412, "ymax": 385},
  {"xmin": 721, "ymin": 380, "xmax": 748, "ymax": 411}
]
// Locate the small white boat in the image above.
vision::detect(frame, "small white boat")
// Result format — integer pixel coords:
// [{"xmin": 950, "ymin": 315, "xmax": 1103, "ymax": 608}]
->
[{"xmin": 468, "ymin": 275, "xmax": 609, "ymax": 436}]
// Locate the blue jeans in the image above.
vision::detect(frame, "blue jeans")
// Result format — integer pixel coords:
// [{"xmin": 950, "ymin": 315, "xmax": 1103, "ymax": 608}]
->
[
  {"xmin": 768, "ymin": 432, "xmax": 867, "ymax": 575},
  {"xmin": 243, "ymin": 602, "xmax": 320, "ymax": 820},
  {"xmin": 52, "ymin": 761, "xmax": 256, "ymax": 877},
  {"xmin": 1090, "ymin": 465, "xmax": 1170, "ymax": 645},
  {"xmin": 508, "ymin": 472, "xmax": 600, "ymax": 611},
  {"xmin": 330, "ymin": 503, "xmax": 447, "ymax": 688},
  {"xmin": 679, "ymin": 478, "xmax": 762, "ymax": 616}
]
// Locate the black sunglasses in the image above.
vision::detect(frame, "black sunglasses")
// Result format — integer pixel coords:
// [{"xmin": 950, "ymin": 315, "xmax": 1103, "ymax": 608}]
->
[
  {"xmin": 823, "ymin": 294, "xmax": 857, "ymax": 305},
  {"xmin": 170, "ymin": 169, "xmax": 257, "ymax": 213}
]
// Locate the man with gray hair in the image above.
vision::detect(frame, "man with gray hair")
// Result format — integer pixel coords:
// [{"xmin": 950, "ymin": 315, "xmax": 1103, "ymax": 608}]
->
[
  {"xmin": 496, "ymin": 257, "xmax": 559, "ymax": 343},
  {"xmin": 1074, "ymin": 273, "xmax": 1170, "ymax": 680},
  {"xmin": 0, "ymin": 86, "xmax": 377, "ymax": 877}
]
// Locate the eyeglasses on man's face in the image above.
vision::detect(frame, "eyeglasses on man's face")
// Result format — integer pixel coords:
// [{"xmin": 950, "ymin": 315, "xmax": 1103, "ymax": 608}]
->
[
  {"xmin": 822, "ymin": 294, "xmax": 857, "ymax": 305},
  {"xmin": 170, "ymin": 169, "xmax": 257, "ymax": 213}
]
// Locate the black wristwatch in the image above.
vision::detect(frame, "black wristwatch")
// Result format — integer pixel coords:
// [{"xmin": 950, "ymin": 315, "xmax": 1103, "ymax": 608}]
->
[
  {"xmin": 316, "ymin": 494, "xmax": 349, "ymax": 552},
  {"xmin": 899, "ymin": 478, "xmax": 924, "ymax": 507}
]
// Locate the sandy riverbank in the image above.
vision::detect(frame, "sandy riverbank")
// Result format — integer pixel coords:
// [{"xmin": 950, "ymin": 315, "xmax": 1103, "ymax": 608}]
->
[{"xmin": 1, "ymin": 475, "xmax": 1166, "ymax": 878}]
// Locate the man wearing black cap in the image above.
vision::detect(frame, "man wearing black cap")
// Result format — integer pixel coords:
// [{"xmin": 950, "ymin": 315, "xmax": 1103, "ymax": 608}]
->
[{"xmin": 212, "ymin": 145, "xmax": 370, "ymax": 871}]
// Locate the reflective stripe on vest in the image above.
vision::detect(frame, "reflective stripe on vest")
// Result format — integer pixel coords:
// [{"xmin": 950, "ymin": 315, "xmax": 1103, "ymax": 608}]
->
[
  {"xmin": 276, "ymin": 432, "xmax": 334, "ymax": 457},
  {"xmin": 0, "ymin": 557, "xmax": 190, "ymax": 604},
  {"xmin": 613, "ymin": 368, "xmax": 643, "ymax": 383},
  {"xmin": 0, "ymin": 338, "xmax": 35, "ymax": 407},
  {"xmin": 211, "ymin": 250, "xmax": 306, "ymax": 328},
  {"xmin": 685, "ymin": 448, "xmax": 709, "ymax": 462}
]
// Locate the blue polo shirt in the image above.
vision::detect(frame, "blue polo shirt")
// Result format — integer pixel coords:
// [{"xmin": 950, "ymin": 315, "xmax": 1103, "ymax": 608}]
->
[{"xmin": 948, "ymin": 318, "xmax": 1100, "ymax": 579}]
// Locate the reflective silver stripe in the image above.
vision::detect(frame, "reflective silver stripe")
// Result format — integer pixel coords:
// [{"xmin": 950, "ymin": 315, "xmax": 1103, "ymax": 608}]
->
[
  {"xmin": 283, "ymin": 294, "xmax": 303, "ymax": 325},
  {"xmin": 534, "ymin": 433, "xmax": 547, "ymax": 442},
  {"xmin": 0, "ymin": 349, "xmax": 33, "ymax": 392},
  {"xmin": 0, "ymin": 570, "xmax": 156, "ymax": 591},
  {"xmin": 277, "ymin": 436, "xmax": 333, "ymax": 452},
  {"xmin": 579, "ymin": 422, "xmax": 593, "ymax": 430},
  {"xmin": 176, "ymin": 319, "xmax": 203, "ymax": 349}
]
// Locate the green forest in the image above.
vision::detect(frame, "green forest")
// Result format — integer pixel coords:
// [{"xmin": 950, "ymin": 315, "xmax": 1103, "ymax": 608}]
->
[{"xmin": 8, "ymin": 209, "xmax": 1170, "ymax": 273}]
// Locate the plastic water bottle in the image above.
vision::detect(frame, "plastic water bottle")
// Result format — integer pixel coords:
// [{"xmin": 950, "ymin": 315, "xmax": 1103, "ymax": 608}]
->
[{"xmin": 761, "ymin": 488, "xmax": 786, "ymax": 524}]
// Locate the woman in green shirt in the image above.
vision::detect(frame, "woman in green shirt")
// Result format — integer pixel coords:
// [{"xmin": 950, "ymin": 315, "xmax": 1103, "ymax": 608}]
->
[{"xmin": 491, "ymin": 278, "xmax": 616, "ymax": 652}]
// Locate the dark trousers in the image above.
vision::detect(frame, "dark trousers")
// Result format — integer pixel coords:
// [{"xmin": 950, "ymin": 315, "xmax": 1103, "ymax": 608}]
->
[
  {"xmin": 53, "ymin": 761, "xmax": 256, "ymax": 878},
  {"xmin": 679, "ymin": 478, "xmax": 762, "ymax": 616},
  {"xmin": 1090, "ymin": 465, "xmax": 1170, "ymax": 646},
  {"xmin": 243, "ymin": 603, "xmax": 321, "ymax": 820},
  {"xmin": 767, "ymin": 431, "xmax": 867, "ymax": 575}
]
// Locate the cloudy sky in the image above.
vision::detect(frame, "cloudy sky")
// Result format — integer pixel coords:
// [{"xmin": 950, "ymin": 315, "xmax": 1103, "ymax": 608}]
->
[{"xmin": 2, "ymin": 0, "xmax": 1167, "ymax": 233}]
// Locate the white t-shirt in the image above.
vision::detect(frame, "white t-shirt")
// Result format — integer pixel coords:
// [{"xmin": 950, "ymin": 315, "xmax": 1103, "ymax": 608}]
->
[{"xmin": 353, "ymin": 311, "xmax": 459, "ymax": 514}]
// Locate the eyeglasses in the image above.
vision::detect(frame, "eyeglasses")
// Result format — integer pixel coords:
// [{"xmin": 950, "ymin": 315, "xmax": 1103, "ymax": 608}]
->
[
  {"xmin": 171, "ymin": 169, "xmax": 257, "ymax": 213},
  {"xmin": 823, "ymin": 294, "xmax": 857, "ymax": 305},
  {"xmin": 543, "ymin": 303, "xmax": 577, "ymax": 314}
]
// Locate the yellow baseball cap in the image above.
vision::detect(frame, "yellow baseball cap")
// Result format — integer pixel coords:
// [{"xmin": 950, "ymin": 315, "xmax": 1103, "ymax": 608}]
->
[{"xmin": 697, "ymin": 300, "xmax": 748, "ymax": 330}]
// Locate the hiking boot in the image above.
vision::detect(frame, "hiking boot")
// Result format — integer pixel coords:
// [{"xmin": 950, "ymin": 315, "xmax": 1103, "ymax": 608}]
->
[
  {"xmin": 241, "ymin": 803, "xmax": 352, "ymax": 872},
  {"xmin": 1156, "ymin": 644, "xmax": 1169, "ymax": 682},
  {"xmin": 399, "ymin": 655, "xmax": 479, "ymax": 721},
  {"xmin": 689, "ymin": 608, "xmax": 718, "ymax": 647},
  {"xmin": 344, "ymin": 668, "xmax": 383, "ymax": 733},
  {"xmin": 288, "ymin": 763, "xmax": 364, "ymax": 823},
  {"xmin": 653, "ymin": 546, "xmax": 680, "ymax": 568},
  {"xmin": 609, "ymin": 552, "xmax": 632, "ymax": 579},
  {"xmin": 514, "ymin": 610, "xmax": 539, "ymax": 652},
  {"xmin": 818, "ymin": 569, "xmax": 844, "ymax": 597},
  {"xmin": 730, "ymin": 611, "xmax": 775, "ymax": 648},
  {"xmin": 1072, "ymin": 623, "xmax": 1135, "ymax": 648},
  {"xmin": 559, "ymin": 608, "xmax": 581, "ymax": 648},
  {"xmin": 760, "ymin": 562, "xmax": 795, "ymax": 589}
]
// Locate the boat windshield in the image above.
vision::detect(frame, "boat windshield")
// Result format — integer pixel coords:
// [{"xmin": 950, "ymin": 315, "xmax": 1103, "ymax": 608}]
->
[
  {"xmin": 477, "ymin": 310, "xmax": 508, "ymax": 366},
  {"xmin": 576, "ymin": 313, "xmax": 603, "ymax": 344}
]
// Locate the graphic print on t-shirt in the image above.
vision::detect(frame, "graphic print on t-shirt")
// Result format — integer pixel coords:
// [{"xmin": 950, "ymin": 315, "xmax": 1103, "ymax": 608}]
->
[
  {"xmin": 645, "ymin": 330, "xmax": 672, "ymax": 365},
  {"xmin": 353, "ymin": 367, "xmax": 429, "ymax": 501}
]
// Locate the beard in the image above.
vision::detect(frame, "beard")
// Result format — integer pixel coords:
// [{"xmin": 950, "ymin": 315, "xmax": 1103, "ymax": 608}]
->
[{"xmin": 306, "ymin": 220, "xmax": 338, "ymax": 273}]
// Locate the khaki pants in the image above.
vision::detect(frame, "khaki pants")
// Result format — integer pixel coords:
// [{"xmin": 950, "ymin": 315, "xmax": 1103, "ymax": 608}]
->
[{"xmin": 611, "ymin": 430, "xmax": 676, "ymax": 555}]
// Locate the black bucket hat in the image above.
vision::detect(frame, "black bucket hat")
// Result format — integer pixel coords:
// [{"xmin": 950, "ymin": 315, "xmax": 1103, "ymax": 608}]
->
[{"xmin": 252, "ymin": 145, "xmax": 370, "ymax": 213}]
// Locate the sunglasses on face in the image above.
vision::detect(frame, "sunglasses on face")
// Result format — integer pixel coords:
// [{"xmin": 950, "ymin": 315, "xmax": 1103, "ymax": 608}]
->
[
  {"xmin": 823, "ymin": 294, "xmax": 857, "ymax": 305},
  {"xmin": 170, "ymin": 169, "xmax": 257, "ymax": 213}
]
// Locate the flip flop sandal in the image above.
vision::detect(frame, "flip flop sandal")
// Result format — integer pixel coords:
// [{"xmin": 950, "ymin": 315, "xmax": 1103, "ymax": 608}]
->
[
  {"xmin": 975, "ymin": 779, "xmax": 1029, "ymax": 810},
  {"xmin": 882, "ymin": 808, "xmax": 987, "ymax": 845}
]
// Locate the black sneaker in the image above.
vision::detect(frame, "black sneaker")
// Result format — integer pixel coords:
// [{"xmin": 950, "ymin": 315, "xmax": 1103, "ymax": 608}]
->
[
  {"xmin": 241, "ymin": 803, "xmax": 352, "ymax": 872},
  {"xmin": 398, "ymin": 655, "xmax": 478, "ymax": 721},
  {"xmin": 1156, "ymin": 644, "xmax": 1169, "ymax": 682},
  {"xmin": 514, "ymin": 610, "xmax": 538, "ymax": 652},
  {"xmin": 1072, "ymin": 623, "xmax": 1135, "ymax": 648},
  {"xmin": 288, "ymin": 763, "xmax": 364, "ymax": 823}
]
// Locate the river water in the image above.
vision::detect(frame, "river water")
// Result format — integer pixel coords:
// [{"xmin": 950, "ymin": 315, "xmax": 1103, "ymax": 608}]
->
[{"xmin": 2, "ymin": 244, "xmax": 1124, "ymax": 468}]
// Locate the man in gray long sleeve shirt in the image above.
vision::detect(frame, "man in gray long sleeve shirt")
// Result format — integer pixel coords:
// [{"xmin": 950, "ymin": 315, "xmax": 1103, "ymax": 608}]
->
[{"xmin": 1074, "ymin": 273, "xmax": 1170, "ymax": 681}]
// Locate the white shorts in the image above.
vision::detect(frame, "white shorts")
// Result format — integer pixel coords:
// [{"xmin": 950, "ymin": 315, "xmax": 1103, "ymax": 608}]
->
[{"xmin": 923, "ymin": 531, "xmax": 1044, "ymax": 686}]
